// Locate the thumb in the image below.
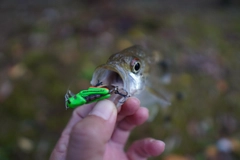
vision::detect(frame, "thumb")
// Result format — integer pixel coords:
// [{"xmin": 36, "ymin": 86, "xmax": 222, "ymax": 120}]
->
[{"xmin": 66, "ymin": 100, "xmax": 117, "ymax": 160}]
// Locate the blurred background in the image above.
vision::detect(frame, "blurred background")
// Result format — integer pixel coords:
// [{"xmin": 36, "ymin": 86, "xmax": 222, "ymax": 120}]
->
[{"xmin": 1, "ymin": 0, "xmax": 240, "ymax": 159}]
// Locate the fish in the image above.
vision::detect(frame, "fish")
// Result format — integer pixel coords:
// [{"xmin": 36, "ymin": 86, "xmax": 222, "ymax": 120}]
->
[{"xmin": 90, "ymin": 45, "xmax": 171, "ymax": 120}]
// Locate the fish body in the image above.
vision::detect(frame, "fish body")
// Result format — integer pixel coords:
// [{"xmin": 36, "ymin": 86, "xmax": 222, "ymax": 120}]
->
[{"xmin": 90, "ymin": 45, "xmax": 171, "ymax": 118}]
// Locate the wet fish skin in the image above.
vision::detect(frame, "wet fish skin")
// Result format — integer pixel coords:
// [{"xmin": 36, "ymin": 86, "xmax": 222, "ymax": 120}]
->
[
  {"xmin": 90, "ymin": 45, "xmax": 171, "ymax": 118},
  {"xmin": 90, "ymin": 45, "xmax": 150, "ymax": 105}
]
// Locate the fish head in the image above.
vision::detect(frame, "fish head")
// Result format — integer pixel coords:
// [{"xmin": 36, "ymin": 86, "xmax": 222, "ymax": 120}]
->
[{"xmin": 90, "ymin": 45, "xmax": 150, "ymax": 107}]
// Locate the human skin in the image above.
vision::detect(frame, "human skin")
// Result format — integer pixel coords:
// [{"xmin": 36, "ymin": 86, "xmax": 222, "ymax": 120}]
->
[{"xmin": 50, "ymin": 97, "xmax": 165, "ymax": 160}]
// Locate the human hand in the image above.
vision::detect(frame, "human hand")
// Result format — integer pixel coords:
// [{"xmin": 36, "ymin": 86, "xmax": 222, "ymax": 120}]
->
[{"xmin": 50, "ymin": 97, "xmax": 165, "ymax": 160}]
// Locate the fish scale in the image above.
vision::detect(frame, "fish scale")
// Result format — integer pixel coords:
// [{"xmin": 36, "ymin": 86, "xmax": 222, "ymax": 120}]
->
[{"xmin": 90, "ymin": 45, "xmax": 171, "ymax": 120}]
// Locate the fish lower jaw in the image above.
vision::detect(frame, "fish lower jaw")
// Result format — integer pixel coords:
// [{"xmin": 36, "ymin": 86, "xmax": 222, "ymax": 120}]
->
[
  {"xmin": 108, "ymin": 94, "xmax": 125, "ymax": 109},
  {"xmin": 91, "ymin": 69, "xmax": 129, "ymax": 109}
]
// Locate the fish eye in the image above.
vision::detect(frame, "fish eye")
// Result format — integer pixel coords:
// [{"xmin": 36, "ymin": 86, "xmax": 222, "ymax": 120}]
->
[
  {"xmin": 134, "ymin": 62, "xmax": 140, "ymax": 71},
  {"xmin": 131, "ymin": 59, "xmax": 141, "ymax": 73}
]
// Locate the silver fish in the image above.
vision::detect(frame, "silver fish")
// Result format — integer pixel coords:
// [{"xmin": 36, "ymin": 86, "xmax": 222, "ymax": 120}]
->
[{"xmin": 90, "ymin": 45, "xmax": 171, "ymax": 119}]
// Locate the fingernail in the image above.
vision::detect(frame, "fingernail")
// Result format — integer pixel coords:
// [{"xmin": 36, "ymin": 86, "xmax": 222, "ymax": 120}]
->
[
  {"xmin": 131, "ymin": 97, "xmax": 140, "ymax": 105},
  {"xmin": 154, "ymin": 140, "xmax": 165, "ymax": 148},
  {"xmin": 89, "ymin": 100, "xmax": 116, "ymax": 120},
  {"xmin": 58, "ymin": 144, "xmax": 67, "ymax": 152}
]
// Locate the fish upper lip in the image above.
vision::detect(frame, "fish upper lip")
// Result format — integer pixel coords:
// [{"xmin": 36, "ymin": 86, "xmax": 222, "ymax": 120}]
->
[
  {"xmin": 91, "ymin": 63, "xmax": 127, "ymax": 89},
  {"xmin": 90, "ymin": 63, "xmax": 131, "ymax": 108}
]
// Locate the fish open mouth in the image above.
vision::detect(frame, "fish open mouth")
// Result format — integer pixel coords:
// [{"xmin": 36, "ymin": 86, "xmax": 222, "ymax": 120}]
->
[{"xmin": 90, "ymin": 66, "xmax": 129, "ymax": 108}]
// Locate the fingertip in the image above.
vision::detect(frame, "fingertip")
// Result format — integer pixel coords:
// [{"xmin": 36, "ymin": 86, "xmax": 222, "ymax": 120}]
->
[
  {"xmin": 127, "ymin": 97, "xmax": 140, "ymax": 106},
  {"xmin": 89, "ymin": 99, "xmax": 117, "ymax": 120},
  {"xmin": 117, "ymin": 107, "xmax": 148, "ymax": 131},
  {"xmin": 117, "ymin": 97, "xmax": 141, "ymax": 121},
  {"xmin": 148, "ymin": 139, "xmax": 165, "ymax": 156},
  {"xmin": 133, "ymin": 107, "xmax": 149, "ymax": 125},
  {"xmin": 127, "ymin": 138, "xmax": 165, "ymax": 159},
  {"xmin": 139, "ymin": 107, "xmax": 149, "ymax": 120},
  {"xmin": 122, "ymin": 97, "xmax": 140, "ymax": 110}
]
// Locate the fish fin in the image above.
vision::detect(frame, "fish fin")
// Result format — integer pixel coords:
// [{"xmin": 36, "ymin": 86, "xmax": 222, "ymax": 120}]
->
[{"xmin": 136, "ymin": 88, "xmax": 172, "ymax": 121}]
